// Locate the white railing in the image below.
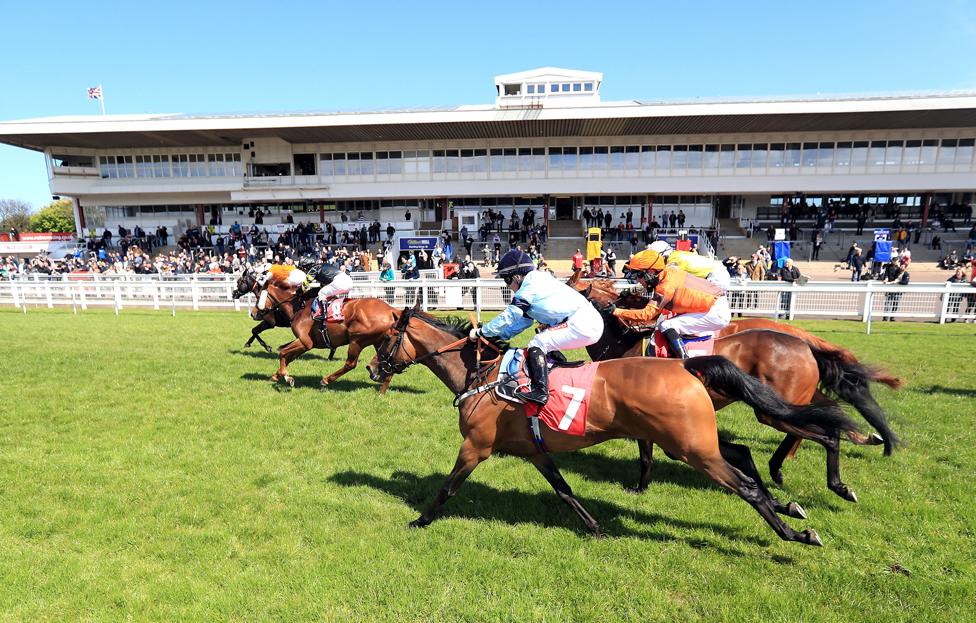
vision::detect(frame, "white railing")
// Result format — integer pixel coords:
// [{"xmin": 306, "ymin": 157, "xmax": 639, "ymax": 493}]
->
[{"xmin": 1, "ymin": 276, "xmax": 974, "ymax": 332}]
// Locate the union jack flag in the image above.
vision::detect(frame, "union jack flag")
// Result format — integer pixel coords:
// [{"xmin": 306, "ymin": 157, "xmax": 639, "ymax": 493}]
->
[{"xmin": 87, "ymin": 86, "xmax": 102, "ymax": 100}]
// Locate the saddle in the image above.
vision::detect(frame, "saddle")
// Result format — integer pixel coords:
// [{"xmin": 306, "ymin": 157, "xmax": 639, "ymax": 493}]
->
[
  {"xmin": 311, "ymin": 297, "xmax": 348, "ymax": 323},
  {"xmin": 495, "ymin": 349, "xmax": 597, "ymax": 438}
]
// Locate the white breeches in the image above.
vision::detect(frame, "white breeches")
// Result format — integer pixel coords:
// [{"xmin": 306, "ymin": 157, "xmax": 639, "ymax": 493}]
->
[
  {"xmin": 317, "ymin": 273, "xmax": 353, "ymax": 301},
  {"xmin": 658, "ymin": 297, "xmax": 731, "ymax": 337},
  {"xmin": 528, "ymin": 303, "xmax": 605, "ymax": 352}
]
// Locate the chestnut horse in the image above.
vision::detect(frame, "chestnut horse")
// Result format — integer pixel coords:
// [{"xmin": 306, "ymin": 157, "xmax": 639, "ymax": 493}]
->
[
  {"xmin": 366, "ymin": 304, "xmax": 857, "ymax": 545},
  {"xmin": 252, "ymin": 279, "xmax": 395, "ymax": 392},
  {"xmin": 572, "ymin": 277, "xmax": 899, "ymax": 501}
]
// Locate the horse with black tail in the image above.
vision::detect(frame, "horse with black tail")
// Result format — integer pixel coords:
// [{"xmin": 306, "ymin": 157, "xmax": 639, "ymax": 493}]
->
[
  {"xmin": 367, "ymin": 303, "xmax": 858, "ymax": 546},
  {"xmin": 574, "ymin": 278, "xmax": 894, "ymax": 502}
]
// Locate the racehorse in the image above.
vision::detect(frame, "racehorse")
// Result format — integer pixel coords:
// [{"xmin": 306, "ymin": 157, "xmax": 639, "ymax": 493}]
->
[
  {"xmin": 233, "ymin": 269, "xmax": 336, "ymax": 359},
  {"xmin": 571, "ymin": 277, "xmax": 899, "ymax": 501},
  {"xmin": 366, "ymin": 302, "xmax": 857, "ymax": 545},
  {"xmin": 253, "ymin": 278, "xmax": 395, "ymax": 392}
]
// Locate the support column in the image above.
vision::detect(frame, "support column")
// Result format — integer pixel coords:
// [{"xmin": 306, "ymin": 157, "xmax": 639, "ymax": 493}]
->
[
  {"xmin": 197, "ymin": 204, "xmax": 205, "ymax": 226},
  {"xmin": 920, "ymin": 192, "xmax": 932, "ymax": 229},
  {"xmin": 72, "ymin": 197, "xmax": 86, "ymax": 238},
  {"xmin": 319, "ymin": 203, "xmax": 325, "ymax": 224},
  {"xmin": 543, "ymin": 194, "xmax": 550, "ymax": 233}
]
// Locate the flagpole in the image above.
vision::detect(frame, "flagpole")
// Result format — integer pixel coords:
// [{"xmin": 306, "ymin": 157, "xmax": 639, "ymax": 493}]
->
[{"xmin": 99, "ymin": 85, "xmax": 106, "ymax": 115}]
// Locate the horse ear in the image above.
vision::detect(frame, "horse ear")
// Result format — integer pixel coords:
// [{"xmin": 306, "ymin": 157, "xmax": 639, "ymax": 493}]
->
[
  {"xmin": 567, "ymin": 270, "xmax": 580, "ymax": 286},
  {"xmin": 583, "ymin": 284, "xmax": 592, "ymax": 298},
  {"xmin": 412, "ymin": 299, "xmax": 422, "ymax": 312}
]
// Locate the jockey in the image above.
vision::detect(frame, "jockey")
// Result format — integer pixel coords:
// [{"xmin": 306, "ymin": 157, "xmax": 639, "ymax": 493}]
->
[
  {"xmin": 648, "ymin": 240, "xmax": 730, "ymax": 291},
  {"xmin": 612, "ymin": 249, "xmax": 731, "ymax": 359},
  {"xmin": 314, "ymin": 263, "xmax": 354, "ymax": 319},
  {"xmin": 469, "ymin": 249, "xmax": 604, "ymax": 405}
]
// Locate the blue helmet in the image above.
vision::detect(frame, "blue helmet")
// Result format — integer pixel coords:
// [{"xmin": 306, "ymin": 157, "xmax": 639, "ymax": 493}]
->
[{"xmin": 495, "ymin": 250, "xmax": 535, "ymax": 278}]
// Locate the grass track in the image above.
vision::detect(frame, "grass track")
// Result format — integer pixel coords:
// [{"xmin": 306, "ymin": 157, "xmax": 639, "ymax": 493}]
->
[{"xmin": 0, "ymin": 308, "xmax": 974, "ymax": 621}]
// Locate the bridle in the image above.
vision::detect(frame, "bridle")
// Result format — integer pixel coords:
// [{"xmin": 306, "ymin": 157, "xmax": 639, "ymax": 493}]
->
[
  {"xmin": 374, "ymin": 307, "xmax": 502, "ymax": 385},
  {"xmin": 256, "ymin": 283, "xmax": 301, "ymax": 320}
]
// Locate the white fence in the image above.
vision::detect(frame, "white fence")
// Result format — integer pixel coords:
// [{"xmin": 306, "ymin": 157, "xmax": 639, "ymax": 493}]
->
[{"xmin": 2, "ymin": 275, "xmax": 975, "ymax": 332}]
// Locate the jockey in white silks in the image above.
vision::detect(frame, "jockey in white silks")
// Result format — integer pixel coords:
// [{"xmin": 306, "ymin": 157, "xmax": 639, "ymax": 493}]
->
[{"xmin": 469, "ymin": 249, "xmax": 604, "ymax": 405}]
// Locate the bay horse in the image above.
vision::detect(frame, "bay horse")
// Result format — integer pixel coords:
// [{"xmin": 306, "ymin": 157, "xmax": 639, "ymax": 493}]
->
[
  {"xmin": 571, "ymin": 277, "xmax": 899, "ymax": 501},
  {"xmin": 253, "ymin": 278, "xmax": 395, "ymax": 392},
  {"xmin": 366, "ymin": 303, "xmax": 857, "ymax": 545},
  {"xmin": 232, "ymin": 268, "xmax": 336, "ymax": 359}
]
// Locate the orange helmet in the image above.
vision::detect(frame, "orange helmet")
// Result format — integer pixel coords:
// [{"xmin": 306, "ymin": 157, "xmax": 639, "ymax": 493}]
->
[{"xmin": 623, "ymin": 249, "xmax": 667, "ymax": 273}]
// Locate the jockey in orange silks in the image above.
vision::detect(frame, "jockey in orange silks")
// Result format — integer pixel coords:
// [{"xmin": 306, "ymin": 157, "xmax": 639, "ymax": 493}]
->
[{"xmin": 611, "ymin": 249, "xmax": 731, "ymax": 358}]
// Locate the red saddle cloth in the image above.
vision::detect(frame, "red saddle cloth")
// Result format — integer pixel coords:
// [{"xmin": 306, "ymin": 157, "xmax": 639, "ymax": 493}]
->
[
  {"xmin": 326, "ymin": 298, "xmax": 348, "ymax": 323},
  {"xmin": 522, "ymin": 361, "xmax": 601, "ymax": 437}
]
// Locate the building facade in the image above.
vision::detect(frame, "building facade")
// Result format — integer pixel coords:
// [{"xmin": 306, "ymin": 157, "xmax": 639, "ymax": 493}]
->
[{"xmin": 1, "ymin": 67, "xmax": 975, "ymax": 239}]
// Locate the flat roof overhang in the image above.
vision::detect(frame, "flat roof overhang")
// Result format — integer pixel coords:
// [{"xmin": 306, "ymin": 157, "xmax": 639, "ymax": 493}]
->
[{"xmin": 5, "ymin": 95, "xmax": 976, "ymax": 151}]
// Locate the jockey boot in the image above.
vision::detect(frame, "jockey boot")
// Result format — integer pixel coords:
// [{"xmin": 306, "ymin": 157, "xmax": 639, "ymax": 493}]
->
[
  {"xmin": 662, "ymin": 328, "xmax": 689, "ymax": 359},
  {"xmin": 546, "ymin": 350, "xmax": 568, "ymax": 365},
  {"xmin": 516, "ymin": 346, "xmax": 550, "ymax": 406}
]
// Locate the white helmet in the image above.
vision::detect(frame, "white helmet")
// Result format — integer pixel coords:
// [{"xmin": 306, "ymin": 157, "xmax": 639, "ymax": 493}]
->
[{"xmin": 649, "ymin": 240, "xmax": 673, "ymax": 256}]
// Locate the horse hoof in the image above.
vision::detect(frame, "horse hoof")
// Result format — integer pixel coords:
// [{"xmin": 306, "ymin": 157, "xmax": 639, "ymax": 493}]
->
[
  {"xmin": 286, "ymin": 376, "xmax": 295, "ymax": 388},
  {"xmin": 590, "ymin": 528, "xmax": 604, "ymax": 539},
  {"xmin": 770, "ymin": 470, "xmax": 784, "ymax": 486},
  {"xmin": 867, "ymin": 433, "xmax": 884, "ymax": 446},
  {"xmin": 624, "ymin": 486, "xmax": 647, "ymax": 495},
  {"xmin": 264, "ymin": 346, "xmax": 273, "ymax": 354},
  {"xmin": 320, "ymin": 378, "xmax": 330, "ymax": 387},
  {"xmin": 833, "ymin": 486, "xmax": 858, "ymax": 503},
  {"xmin": 408, "ymin": 519, "xmax": 428, "ymax": 529},
  {"xmin": 803, "ymin": 529, "xmax": 823, "ymax": 547},
  {"xmin": 244, "ymin": 342, "xmax": 251, "ymax": 349},
  {"xmin": 787, "ymin": 502, "xmax": 807, "ymax": 520},
  {"xmin": 271, "ymin": 374, "xmax": 280, "ymax": 382}
]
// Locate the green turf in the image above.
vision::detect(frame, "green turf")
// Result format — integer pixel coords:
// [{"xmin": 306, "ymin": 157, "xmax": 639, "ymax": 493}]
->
[{"xmin": 0, "ymin": 308, "xmax": 974, "ymax": 622}]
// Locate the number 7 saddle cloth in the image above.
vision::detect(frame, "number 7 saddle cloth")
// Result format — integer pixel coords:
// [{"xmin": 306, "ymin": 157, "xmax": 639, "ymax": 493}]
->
[{"xmin": 496, "ymin": 349, "xmax": 601, "ymax": 437}]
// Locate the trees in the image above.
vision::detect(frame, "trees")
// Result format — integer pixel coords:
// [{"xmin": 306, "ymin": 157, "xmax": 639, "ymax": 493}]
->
[
  {"xmin": 29, "ymin": 200, "xmax": 75, "ymax": 233},
  {"xmin": 0, "ymin": 199, "xmax": 32, "ymax": 232}
]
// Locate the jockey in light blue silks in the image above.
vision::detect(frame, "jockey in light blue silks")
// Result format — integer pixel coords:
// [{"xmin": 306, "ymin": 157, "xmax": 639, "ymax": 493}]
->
[{"xmin": 469, "ymin": 249, "xmax": 604, "ymax": 405}]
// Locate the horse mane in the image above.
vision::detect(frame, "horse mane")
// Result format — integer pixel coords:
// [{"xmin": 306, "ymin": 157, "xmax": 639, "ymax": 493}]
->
[{"xmin": 414, "ymin": 311, "xmax": 510, "ymax": 351}]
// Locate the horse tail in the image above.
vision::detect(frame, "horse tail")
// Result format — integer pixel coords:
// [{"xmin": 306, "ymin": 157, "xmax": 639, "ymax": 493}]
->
[
  {"xmin": 788, "ymin": 327, "xmax": 905, "ymax": 390},
  {"xmin": 809, "ymin": 346, "xmax": 901, "ymax": 455},
  {"xmin": 684, "ymin": 356, "xmax": 857, "ymax": 434}
]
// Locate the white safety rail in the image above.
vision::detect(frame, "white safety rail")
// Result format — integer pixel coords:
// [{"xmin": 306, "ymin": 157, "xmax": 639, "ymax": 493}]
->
[{"xmin": 1, "ymin": 276, "xmax": 975, "ymax": 331}]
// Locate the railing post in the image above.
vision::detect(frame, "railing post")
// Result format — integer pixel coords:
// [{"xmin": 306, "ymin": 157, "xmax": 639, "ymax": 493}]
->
[
  {"xmin": 191, "ymin": 281, "xmax": 199, "ymax": 311},
  {"xmin": 45, "ymin": 280, "xmax": 54, "ymax": 309},
  {"xmin": 938, "ymin": 282, "xmax": 952, "ymax": 324},
  {"xmin": 71, "ymin": 284, "xmax": 77, "ymax": 315},
  {"xmin": 11, "ymin": 279, "xmax": 20, "ymax": 310},
  {"xmin": 153, "ymin": 282, "xmax": 160, "ymax": 311},
  {"xmin": 421, "ymin": 274, "xmax": 429, "ymax": 312},
  {"xmin": 788, "ymin": 282, "xmax": 798, "ymax": 320},
  {"xmin": 79, "ymin": 282, "xmax": 88, "ymax": 310},
  {"xmin": 864, "ymin": 282, "xmax": 873, "ymax": 335}
]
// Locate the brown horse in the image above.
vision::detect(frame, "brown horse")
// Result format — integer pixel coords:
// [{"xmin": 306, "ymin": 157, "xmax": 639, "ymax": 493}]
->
[
  {"xmin": 253, "ymin": 279, "xmax": 395, "ymax": 392},
  {"xmin": 234, "ymin": 269, "xmax": 336, "ymax": 359},
  {"xmin": 572, "ymin": 277, "xmax": 899, "ymax": 501},
  {"xmin": 366, "ymin": 303, "xmax": 857, "ymax": 545}
]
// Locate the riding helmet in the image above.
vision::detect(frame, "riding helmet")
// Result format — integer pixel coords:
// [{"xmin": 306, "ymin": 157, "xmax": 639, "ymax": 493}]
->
[{"xmin": 495, "ymin": 250, "xmax": 535, "ymax": 277}]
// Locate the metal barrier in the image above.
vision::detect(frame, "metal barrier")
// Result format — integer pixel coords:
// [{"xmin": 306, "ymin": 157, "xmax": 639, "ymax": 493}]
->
[{"xmin": 2, "ymin": 276, "xmax": 974, "ymax": 331}]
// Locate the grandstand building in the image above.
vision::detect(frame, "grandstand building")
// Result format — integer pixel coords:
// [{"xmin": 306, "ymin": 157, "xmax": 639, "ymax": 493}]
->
[{"xmin": 1, "ymin": 67, "xmax": 974, "ymax": 246}]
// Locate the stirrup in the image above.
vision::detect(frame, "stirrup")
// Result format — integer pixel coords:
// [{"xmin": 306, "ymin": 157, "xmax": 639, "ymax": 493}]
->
[{"xmin": 515, "ymin": 387, "xmax": 549, "ymax": 406}]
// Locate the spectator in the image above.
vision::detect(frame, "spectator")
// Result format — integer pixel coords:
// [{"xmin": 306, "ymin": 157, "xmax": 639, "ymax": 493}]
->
[
  {"xmin": 777, "ymin": 258, "xmax": 801, "ymax": 316},
  {"xmin": 572, "ymin": 248, "xmax": 585, "ymax": 274},
  {"xmin": 605, "ymin": 246, "xmax": 617, "ymax": 276},
  {"xmin": 850, "ymin": 248, "xmax": 865, "ymax": 282},
  {"xmin": 881, "ymin": 261, "xmax": 909, "ymax": 321}
]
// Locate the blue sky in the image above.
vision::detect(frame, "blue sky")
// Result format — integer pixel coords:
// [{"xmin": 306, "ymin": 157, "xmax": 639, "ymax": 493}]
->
[{"xmin": 2, "ymin": 0, "xmax": 975, "ymax": 210}]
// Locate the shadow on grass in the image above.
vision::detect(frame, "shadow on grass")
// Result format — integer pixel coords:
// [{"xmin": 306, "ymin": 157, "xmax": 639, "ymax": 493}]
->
[
  {"xmin": 916, "ymin": 384, "xmax": 976, "ymax": 398},
  {"xmin": 329, "ymin": 469, "xmax": 794, "ymax": 557},
  {"xmin": 229, "ymin": 348, "xmax": 335, "ymax": 361},
  {"xmin": 240, "ymin": 372, "xmax": 426, "ymax": 394}
]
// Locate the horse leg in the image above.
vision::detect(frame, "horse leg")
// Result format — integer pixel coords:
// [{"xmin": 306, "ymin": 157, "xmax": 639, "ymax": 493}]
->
[
  {"xmin": 720, "ymin": 440, "xmax": 806, "ymax": 520},
  {"xmin": 529, "ymin": 454, "xmax": 602, "ymax": 536},
  {"xmin": 410, "ymin": 439, "xmax": 489, "ymax": 529},
  {"xmin": 323, "ymin": 341, "xmax": 361, "ymax": 386},
  {"xmin": 378, "ymin": 377, "xmax": 391, "ymax": 395},
  {"xmin": 254, "ymin": 333, "xmax": 273, "ymax": 354},
  {"xmin": 628, "ymin": 440, "xmax": 654, "ymax": 494},
  {"xmin": 328, "ymin": 348, "xmax": 337, "ymax": 360},
  {"xmin": 824, "ymin": 432, "xmax": 858, "ymax": 503},
  {"xmin": 768, "ymin": 434, "xmax": 803, "ymax": 486},
  {"xmin": 274, "ymin": 338, "xmax": 310, "ymax": 387},
  {"xmin": 686, "ymin": 450, "xmax": 822, "ymax": 546}
]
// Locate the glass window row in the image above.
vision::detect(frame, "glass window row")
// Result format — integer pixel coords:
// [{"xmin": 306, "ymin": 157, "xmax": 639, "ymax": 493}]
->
[{"xmin": 98, "ymin": 153, "xmax": 241, "ymax": 179}]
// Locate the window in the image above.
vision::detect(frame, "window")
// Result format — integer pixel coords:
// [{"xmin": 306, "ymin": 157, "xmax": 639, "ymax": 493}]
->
[
  {"xmin": 802, "ymin": 142, "xmax": 818, "ymax": 167},
  {"xmin": 750, "ymin": 143, "xmax": 767, "ymax": 169},
  {"xmin": 834, "ymin": 142, "xmax": 852, "ymax": 167},
  {"xmin": 703, "ymin": 144, "xmax": 719, "ymax": 169},
  {"xmin": 293, "ymin": 153, "xmax": 316, "ymax": 176},
  {"xmin": 957, "ymin": 138, "xmax": 975, "ymax": 167},
  {"xmin": 52, "ymin": 154, "xmax": 95, "ymax": 168},
  {"xmin": 403, "ymin": 150, "xmax": 430, "ymax": 175},
  {"xmin": 592, "ymin": 146, "xmax": 609, "ymax": 171},
  {"xmin": 902, "ymin": 140, "xmax": 921, "ymax": 166},
  {"xmin": 526, "ymin": 85, "xmax": 535, "ymax": 94},
  {"xmin": 640, "ymin": 145, "xmax": 655, "ymax": 170},
  {"xmin": 624, "ymin": 145, "xmax": 640, "ymax": 169},
  {"xmin": 135, "ymin": 155, "xmax": 154, "ymax": 177},
  {"xmin": 938, "ymin": 139, "xmax": 957, "ymax": 165},
  {"xmin": 719, "ymin": 144, "xmax": 735, "ymax": 168},
  {"xmin": 671, "ymin": 145, "xmax": 688, "ymax": 170},
  {"xmin": 919, "ymin": 139, "xmax": 938, "ymax": 165},
  {"xmin": 655, "ymin": 145, "xmax": 671, "ymax": 171},
  {"xmin": 578, "ymin": 147, "xmax": 594, "ymax": 170},
  {"xmin": 687, "ymin": 145, "xmax": 703, "ymax": 170},
  {"xmin": 851, "ymin": 141, "xmax": 869, "ymax": 167},
  {"xmin": 785, "ymin": 143, "xmax": 802, "ymax": 168},
  {"xmin": 584, "ymin": 83, "xmax": 593, "ymax": 92},
  {"xmin": 885, "ymin": 141, "xmax": 903, "ymax": 166},
  {"xmin": 560, "ymin": 147, "xmax": 578, "ymax": 171},
  {"xmin": 817, "ymin": 142, "xmax": 834, "ymax": 167},
  {"xmin": 768, "ymin": 143, "xmax": 785, "ymax": 168},
  {"xmin": 561, "ymin": 83, "xmax": 570, "ymax": 92},
  {"xmin": 735, "ymin": 144, "xmax": 752, "ymax": 168},
  {"xmin": 573, "ymin": 83, "xmax": 582, "ymax": 92},
  {"xmin": 868, "ymin": 141, "xmax": 886, "ymax": 166},
  {"xmin": 504, "ymin": 84, "xmax": 521, "ymax": 96},
  {"xmin": 610, "ymin": 146, "xmax": 625, "ymax": 170}
]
